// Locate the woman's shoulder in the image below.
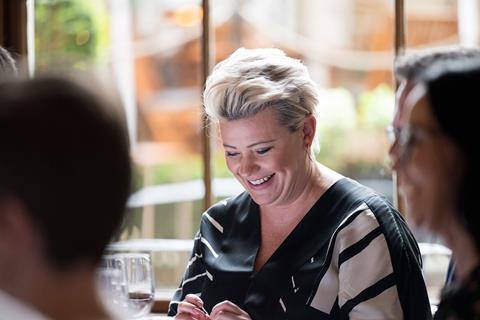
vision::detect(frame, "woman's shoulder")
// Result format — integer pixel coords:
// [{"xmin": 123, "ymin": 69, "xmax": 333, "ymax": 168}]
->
[
  {"xmin": 338, "ymin": 178, "xmax": 407, "ymax": 234},
  {"xmin": 199, "ymin": 191, "xmax": 253, "ymax": 228},
  {"xmin": 205, "ymin": 191, "xmax": 251, "ymax": 216},
  {"xmin": 330, "ymin": 179, "xmax": 420, "ymax": 260},
  {"xmin": 323, "ymin": 178, "xmax": 400, "ymax": 228}
]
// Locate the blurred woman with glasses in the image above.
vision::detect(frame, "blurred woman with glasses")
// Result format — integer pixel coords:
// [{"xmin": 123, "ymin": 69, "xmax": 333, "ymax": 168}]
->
[{"xmin": 392, "ymin": 58, "xmax": 480, "ymax": 319}]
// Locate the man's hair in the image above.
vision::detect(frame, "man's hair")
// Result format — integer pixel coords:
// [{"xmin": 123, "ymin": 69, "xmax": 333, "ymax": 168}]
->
[
  {"xmin": 203, "ymin": 47, "xmax": 319, "ymax": 132},
  {"xmin": 0, "ymin": 75, "xmax": 131, "ymax": 268},
  {"xmin": 0, "ymin": 46, "xmax": 17, "ymax": 76},
  {"xmin": 395, "ymin": 46, "xmax": 480, "ymax": 83}
]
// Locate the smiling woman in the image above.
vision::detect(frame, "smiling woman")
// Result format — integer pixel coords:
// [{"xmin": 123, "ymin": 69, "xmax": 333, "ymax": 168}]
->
[{"xmin": 168, "ymin": 48, "xmax": 432, "ymax": 320}]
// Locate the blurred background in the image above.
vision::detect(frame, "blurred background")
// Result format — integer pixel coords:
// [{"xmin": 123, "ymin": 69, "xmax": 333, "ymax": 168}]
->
[{"xmin": 4, "ymin": 0, "xmax": 469, "ymax": 306}]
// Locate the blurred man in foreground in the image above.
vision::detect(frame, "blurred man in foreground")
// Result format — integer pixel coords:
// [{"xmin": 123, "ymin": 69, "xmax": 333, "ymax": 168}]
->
[{"xmin": 0, "ymin": 75, "xmax": 131, "ymax": 319}]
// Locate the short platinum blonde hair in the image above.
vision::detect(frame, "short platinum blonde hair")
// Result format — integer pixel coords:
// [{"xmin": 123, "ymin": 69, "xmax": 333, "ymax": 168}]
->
[{"xmin": 203, "ymin": 48, "xmax": 319, "ymax": 132}]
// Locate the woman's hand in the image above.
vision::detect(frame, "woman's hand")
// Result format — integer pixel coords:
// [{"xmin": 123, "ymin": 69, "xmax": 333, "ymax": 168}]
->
[
  {"xmin": 175, "ymin": 294, "xmax": 210, "ymax": 320},
  {"xmin": 209, "ymin": 301, "xmax": 251, "ymax": 320}
]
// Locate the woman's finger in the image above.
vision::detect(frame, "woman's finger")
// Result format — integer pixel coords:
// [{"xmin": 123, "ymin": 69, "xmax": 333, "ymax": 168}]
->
[
  {"xmin": 185, "ymin": 294, "xmax": 205, "ymax": 307},
  {"xmin": 210, "ymin": 300, "xmax": 250, "ymax": 319},
  {"xmin": 177, "ymin": 300, "xmax": 210, "ymax": 320},
  {"xmin": 210, "ymin": 310, "xmax": 251, "ymax": 320},
  {"xmin": 183, "ymin": 294, "xmax": 209, "ymax": 316},
  {"xmin": 175, "ymin": 313, "xmax": 210, "ymax": 320}
]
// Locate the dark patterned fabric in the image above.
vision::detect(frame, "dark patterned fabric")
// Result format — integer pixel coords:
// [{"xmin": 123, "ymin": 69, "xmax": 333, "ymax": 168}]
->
[
  {"xmin": 168, "ymin": 178, "xmax": 432, "ymax": 319},
  {"xmin": 434, "ymin": 265, "xmax": 480, "ymax": 320}
]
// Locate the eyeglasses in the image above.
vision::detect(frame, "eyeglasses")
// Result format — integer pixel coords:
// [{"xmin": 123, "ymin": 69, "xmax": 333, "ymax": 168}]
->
[
  {"xmin": 394, "ymin": 124, "xmax": 441, "ymax": 164},
  {"xmin": 386, "ymin": 125, "xmax": 401, "ymax": 145}
]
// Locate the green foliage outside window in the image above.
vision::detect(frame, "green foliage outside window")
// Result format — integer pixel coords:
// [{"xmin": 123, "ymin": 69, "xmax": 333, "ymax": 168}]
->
[{"xmin": 35, "ymin": 0, "xmax": 109, "ymax": 72}]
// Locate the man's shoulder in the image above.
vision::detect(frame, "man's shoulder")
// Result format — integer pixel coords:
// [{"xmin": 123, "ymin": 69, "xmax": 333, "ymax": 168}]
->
[{"xmin": 0, "ymin": 289, "xmax": 51, "ymax": 320}]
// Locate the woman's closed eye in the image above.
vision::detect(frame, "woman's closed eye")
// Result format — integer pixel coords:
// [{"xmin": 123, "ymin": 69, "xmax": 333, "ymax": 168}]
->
[
  {"xmin": 225, "ymin": 150, "xmax": 240, "ymax": 157},
  {"xmin": 256, "ymin": 147, "xmax": 272, "ymax": 155}
]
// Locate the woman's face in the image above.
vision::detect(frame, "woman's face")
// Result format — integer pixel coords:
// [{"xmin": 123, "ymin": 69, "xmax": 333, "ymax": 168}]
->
[
  {"xmin": 394, "ymin": 87, "xmax": 463, "ymax": 234},
  {"xmin": 219, "ymin": 108, "xmax": 312, "ymax": 208}
]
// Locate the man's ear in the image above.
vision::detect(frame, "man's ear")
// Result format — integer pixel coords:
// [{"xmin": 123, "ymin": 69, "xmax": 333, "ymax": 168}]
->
[
  {"xmin": 0, "ymin": 196, "xmax": 38, "ymax": 253},
  {"xmin": 302, "ymin": 115, "xmax": 317, "ymax": 148}
]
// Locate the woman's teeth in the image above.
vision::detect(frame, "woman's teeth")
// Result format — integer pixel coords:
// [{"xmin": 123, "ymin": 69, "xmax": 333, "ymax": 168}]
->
[{"xmin": 249, "ymin": 174, "xmax": 273, "ymax": 185}]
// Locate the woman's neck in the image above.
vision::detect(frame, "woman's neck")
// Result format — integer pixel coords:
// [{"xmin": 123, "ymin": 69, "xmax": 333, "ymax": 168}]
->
[
  {"xmin": 442, "ymin": 218, "xmax": 480, "ymax": 282},
  {"xmin": 261, "ymin": 161, "xmax": 341, "ymax": 218}
]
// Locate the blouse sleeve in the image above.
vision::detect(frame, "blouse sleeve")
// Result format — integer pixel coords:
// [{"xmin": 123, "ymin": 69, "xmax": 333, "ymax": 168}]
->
[
  {"xmin": 336, "ymin": 207, "xmax": 404, "ymax": 319},
  {"xmin": 309, "ymin": 203, "xmax": 405, "ymax": 319},
  {"xmin": 167, "ymin": 230, "xmax": 208, "ymax": 316}
]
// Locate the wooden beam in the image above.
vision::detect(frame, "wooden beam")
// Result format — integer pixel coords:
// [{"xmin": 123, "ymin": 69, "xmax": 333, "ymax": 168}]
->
[
  {"xmin": 394, "ymin": 0, "xmax": 406, "ymax": 57},
  {"xmin": 0, "ymin": 0, "xmax": 27, "ymax": 56},
  {"xmin": 393, "ymin": 0, "xmax": 406, "ymax": 213},
  {"xmin": 201, "ymin": 0, "xmax": 214, "ymax": 210}
]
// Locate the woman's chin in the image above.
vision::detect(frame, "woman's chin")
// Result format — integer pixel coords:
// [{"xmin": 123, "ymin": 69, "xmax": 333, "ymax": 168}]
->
[
  {"xmin": 405, "ymin": 203, "xmax": 437, "ymax": 234},
  {"xmin": 249, "ymin": 194, "xmax": 273, "ymax": 206},
  {"xmin": 405, "ymin": 201, "xmax": 425, "ymax": 226}
]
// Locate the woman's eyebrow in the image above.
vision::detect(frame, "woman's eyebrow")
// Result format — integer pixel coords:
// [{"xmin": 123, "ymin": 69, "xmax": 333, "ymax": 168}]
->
[
  {"xmin": 223, "ymin": 139, "xmax": 276, "ymax": 149},
  {"xmin": 247, "ymin": 139, "xmax": 276, "ymax": 148}
]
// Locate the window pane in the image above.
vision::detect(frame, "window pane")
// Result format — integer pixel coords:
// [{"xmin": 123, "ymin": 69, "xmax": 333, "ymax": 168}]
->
[{"xmin": 35, "ymin": 0, "xmax": 110, "ymax": 71}]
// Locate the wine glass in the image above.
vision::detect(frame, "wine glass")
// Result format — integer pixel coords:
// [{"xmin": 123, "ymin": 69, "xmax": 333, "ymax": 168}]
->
[
  {"xmin": 120, "ymin": 252, "xmax": 155, "ymax": 318},
  {"xmin": 96, "ymin": 254, "xmax": 130, "ymax": 317}
]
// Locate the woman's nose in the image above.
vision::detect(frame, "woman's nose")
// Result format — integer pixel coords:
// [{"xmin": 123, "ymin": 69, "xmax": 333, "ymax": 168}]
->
[
  {"xmin": 389, "ymin": 143, "xmax": 405, "ymax": 171},
  {"xmin": 238, "ymin": 157, "xmax": 257, "ymax": 177},
  {"xmin": 388, "ymin": 140, "xmax": 399, "ymax": 164}
]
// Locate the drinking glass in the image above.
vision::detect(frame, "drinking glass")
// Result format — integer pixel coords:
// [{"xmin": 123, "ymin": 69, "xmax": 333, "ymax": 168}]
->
[
  {"xmin": 96, "ymin": 254, "xmax": 130, "ymax": 316},
  {"xmin": 97, "ymin": 252, "xmax": 155, "ymax": 318},
  {"xmin": 121, "ymin": 252, "xmax": 155, "ymax": 318}
]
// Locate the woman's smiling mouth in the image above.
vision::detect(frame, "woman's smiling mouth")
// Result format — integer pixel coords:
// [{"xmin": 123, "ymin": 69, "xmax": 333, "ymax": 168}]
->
[{"xmin": 248, "ymin": 173, "xmax": 275, "ymax": 186}]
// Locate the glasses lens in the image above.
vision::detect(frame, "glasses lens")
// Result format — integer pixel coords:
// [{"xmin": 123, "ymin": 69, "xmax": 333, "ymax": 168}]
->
[
  {"xmin": 397, "ymin": 125, "xmax": 415, "ymax": 162},
  {"xmin": 386, "ymin": 125, "xmax": 401, "ymax": 144}
]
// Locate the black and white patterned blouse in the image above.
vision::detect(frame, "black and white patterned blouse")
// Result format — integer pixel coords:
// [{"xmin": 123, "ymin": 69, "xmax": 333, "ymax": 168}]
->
[{"xmin": 168, "ymin": 178, "xmax": 432, "ymax": 319}]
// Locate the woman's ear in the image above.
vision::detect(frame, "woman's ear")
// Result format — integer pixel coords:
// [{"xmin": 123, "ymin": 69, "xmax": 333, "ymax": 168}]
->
[{"xmin": 302, "ymin": 115, "xmax": 317, "ymax": 148}]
